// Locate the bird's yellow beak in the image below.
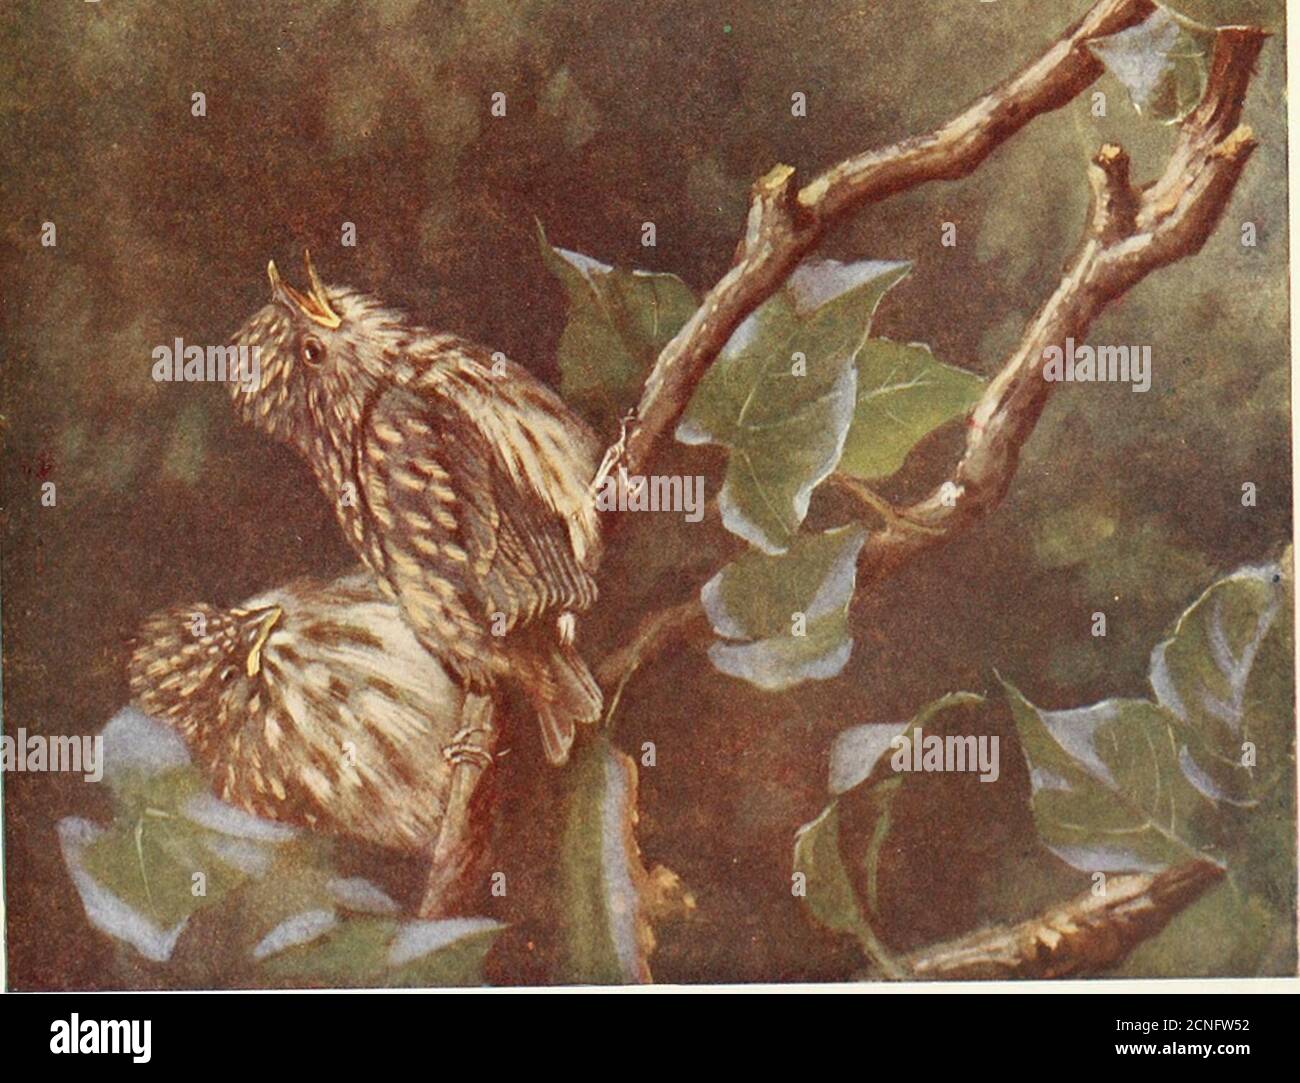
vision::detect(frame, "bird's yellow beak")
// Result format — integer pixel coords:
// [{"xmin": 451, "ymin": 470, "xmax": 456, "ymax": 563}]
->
[
  {"xmin": 246, "ymin": 606, "xmax": 283, "ymax": 678},
  {"xmin": 267, "ymin": 251, "xmax": 342, "ymax": 329}
]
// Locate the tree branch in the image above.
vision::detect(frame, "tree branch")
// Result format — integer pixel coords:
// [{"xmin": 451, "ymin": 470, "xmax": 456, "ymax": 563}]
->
[
  {"xmin": 849, "ymin": 26, "xmax": 1265, "ymax": 586},
  {"xmin": 596, "ymin": 0, "xmax": 1159, "ymax": 496},
  {"xmin": 598, "ymin": 23, "xmax": 1265, "ymax": 701},
  {"xmin": 904, "ymin": 860, "xmax": 1225, "ymax": 980},
  {"xmin": 594, "ymin": 0, "xmax": 1176, "ymax": 689}
]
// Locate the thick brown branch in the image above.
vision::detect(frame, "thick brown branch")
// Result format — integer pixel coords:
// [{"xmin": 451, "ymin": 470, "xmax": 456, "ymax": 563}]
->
[
  {"xmin": 849, "ymin": 26, "xmax": 1265, "ymax": 587},
  {"xmin": 904, "ymin": 860, "xmax": 1225, "ymax": 980},
  {"xmin": 600, "ymin": 0, "xmax": 1159, "ymax": 494}
]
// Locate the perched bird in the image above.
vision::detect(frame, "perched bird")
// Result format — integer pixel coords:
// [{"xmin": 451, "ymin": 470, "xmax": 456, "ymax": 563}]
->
[
  {"xmin": 228, "ymin": 253, "xmax": 603, "ymax": 764},
  {"xmin": 128, "ymin": 570, "xmax": 467, "ymax": 853}
]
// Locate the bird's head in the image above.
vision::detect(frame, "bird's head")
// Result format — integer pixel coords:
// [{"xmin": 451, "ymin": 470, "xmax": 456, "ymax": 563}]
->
[
  {"xmin": 228, "ymin": 251, "xmax": 410, "ymax": 448},
  {"xmin": 128, "ymin": 601, "xmax": 285, "ymax": 738}
]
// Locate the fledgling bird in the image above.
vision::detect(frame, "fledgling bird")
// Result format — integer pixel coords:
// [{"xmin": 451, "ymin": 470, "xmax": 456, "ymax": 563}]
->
[
  {"xmin": 128, "ymin": 571, "xmax": 470, "ymax": 852},
  {"xmin": 228, "ymin": 253, "xmax": 603, "ymax": 764}
]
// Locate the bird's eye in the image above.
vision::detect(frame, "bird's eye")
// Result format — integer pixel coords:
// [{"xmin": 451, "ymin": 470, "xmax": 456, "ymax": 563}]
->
[
  {"xmin": 301, "ymin": 337, "xmax": 324, "ymax": 367},
  {"xmin": 219, "ymin": 665, "xmax": 238, "ymax": 683}
]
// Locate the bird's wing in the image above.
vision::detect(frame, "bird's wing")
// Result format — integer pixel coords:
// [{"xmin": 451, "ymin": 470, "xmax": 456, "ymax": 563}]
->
[{"xmin": 360, "ymin": 386, "xmax": 596, "ymax": 641}]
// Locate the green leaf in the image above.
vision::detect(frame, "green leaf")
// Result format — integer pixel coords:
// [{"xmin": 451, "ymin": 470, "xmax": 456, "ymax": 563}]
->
[
  {"xmin": 678, "ymin": 259, "xmax": 910, "ymax": 552},
  {"xmin": 1005, "ymin": 684, "xmax": 1214, "ymax": 871},
  {"xmin": 256, "ymin": 916, "xmax": 504, "ymax": 988},
  {"xmin": 794, "ymin": 803, "xmax": 871, "ymax": 937},
  {"xmin": 1007, "ymin": 558, "xmax": 1294, "ymax": 878},
  {"xmin": 537, "ymin": 221, "xmax": 697, "ymax": 429},
  {"xmin": 829, "ymin": 692, "xmax": 989, "ymax": 796},
  {"xmin": 78, "ymin": 803, "xmax": 252, "ymax": 928},
  {"xmin": 385, "ymin": 919, "xmax": 505, "ymax": 987},
  {"xmin": 78, "ymin": 746, "xmax": 297, "ymax": 932},
  {"xmin": 1088, "ymin": 6, "xmax": 1216, "ymax": 124},
  {"xmin": 1149, "ymin": 561, "xmax": 1292, "ymax": 807},
  {"xmin": 838, "ymin": 338, "xmax": 983, "ymax": 481},
  {"xmin": 556, "ymin": 738, "xmax": 654, "ymax": 984},
  {"xmin": 701, "ymin": 524, "xmax": 867, "ymax": 691},
  {"xmin": 256, "ymin": 916, "xmax": 394, "ymax": 986}
]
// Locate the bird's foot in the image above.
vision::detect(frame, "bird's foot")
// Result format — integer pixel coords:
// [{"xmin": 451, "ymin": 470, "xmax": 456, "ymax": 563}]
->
[{"xmin": 442, "ymin": 725, "xmax": 495, "ymax": 770}]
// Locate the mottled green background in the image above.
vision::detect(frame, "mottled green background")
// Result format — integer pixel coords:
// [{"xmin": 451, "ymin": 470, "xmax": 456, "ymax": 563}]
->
[{"xmin": 1, "ymin": 0, "xmax": 1291, "ymax": 987}]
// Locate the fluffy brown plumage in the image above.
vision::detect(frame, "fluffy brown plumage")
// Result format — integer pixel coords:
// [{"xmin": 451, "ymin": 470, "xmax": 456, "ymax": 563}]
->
[
  {"xmin": 128, "ymin": 570, "xmax": 465, "ymax": 853},
  {"xmin": 228, "ymin": 253, "xmax": 603, "ymax": 763}
]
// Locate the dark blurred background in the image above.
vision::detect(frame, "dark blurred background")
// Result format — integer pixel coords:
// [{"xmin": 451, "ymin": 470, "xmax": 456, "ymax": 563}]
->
[{"xmin": 1, "ymin": 0, "xmax": 1290, "ymax": 987}]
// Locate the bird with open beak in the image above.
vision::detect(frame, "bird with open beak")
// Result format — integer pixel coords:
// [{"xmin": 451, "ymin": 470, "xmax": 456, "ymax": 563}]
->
[{"xmin": 227, "ymin": 253, "xmax": 604, "ymax": 768}]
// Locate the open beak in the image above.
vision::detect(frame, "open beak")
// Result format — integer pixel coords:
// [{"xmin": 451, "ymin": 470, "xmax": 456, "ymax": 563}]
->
[
  {"xmin": 245, "ymin": 606, "xmax": 283, "ymax": 678},
  {"xmin": 266, "ymin": 250, "xmax": 342, "ymax": 329}
]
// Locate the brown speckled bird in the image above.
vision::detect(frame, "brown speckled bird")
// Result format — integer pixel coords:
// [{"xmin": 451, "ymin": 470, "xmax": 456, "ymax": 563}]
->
[
  {"xmin": 228, "ymin": 253, "xmax": 603, "ymax": 764},
  {"xmin": 128, "ymin": 571, "xmax": 466, "ymax": 853}
]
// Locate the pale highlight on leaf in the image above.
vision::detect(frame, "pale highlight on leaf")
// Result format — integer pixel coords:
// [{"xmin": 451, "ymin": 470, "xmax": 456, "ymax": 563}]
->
[{"xmin": 701, "ymin": 525, "xmax": 866, "ymax": 691}]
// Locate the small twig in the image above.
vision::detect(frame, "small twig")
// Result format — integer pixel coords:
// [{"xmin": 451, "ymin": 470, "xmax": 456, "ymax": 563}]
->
[
  {"xmin": 827, "ymin": 474, "xmax": 945, "ymax": 536},
  {"xmin": 595, "ymin": 599, "xmax": 711, "ymax": 699}
]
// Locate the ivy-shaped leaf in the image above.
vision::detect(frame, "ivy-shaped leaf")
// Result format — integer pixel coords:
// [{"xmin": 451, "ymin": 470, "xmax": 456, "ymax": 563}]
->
[
  {"xmin": 74, "ymin": 711, "xmax": 300, "ymax": 935},
  {"xmin": 838, "ymin": 338, "xmax": 984, "ymax": 481},
  {"xmin": 1088, "ymin": 6, "xmax": 1216, "ymax": 124},
  {"xmin": 57, "ymin": 817, "xmax": 191, "ymax": 964},
  {"xmin": 678, "ymin": 259, "xmax": 910, "ymax": 553},
  {"xmin": 701, "ymin": 524, "xmax": 867, "ymax": 691},
  {"xmin": 1005, "ymin": 556, "xmax": 1295, "ymax": 973},
  {"xmin": 1009, "ymin": 557, "xmax": 1293, "ymax": 876},
  {"xmin": 794, "ymin": 800, "xmax": 888, "ymax": 943},
  {"xmin": 63, "ymin": 707, "xmax": 507, "ymax": 988},
  {"xmin": 1004, "ymin": 686, "xmax": 1215, "ymax": 872},
  {"xmin": 537, "ymin": 221, "xmax": 697, "ymax": 430}
]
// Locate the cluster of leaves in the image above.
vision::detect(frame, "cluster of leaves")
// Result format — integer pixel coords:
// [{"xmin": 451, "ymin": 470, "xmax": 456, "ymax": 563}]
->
[
  {"xmin": 61, "ymin": 709, "xmax": 503, "ymax": 988},
  {"xmin": 794, "ymin": 555, "xmax": 1295, "ymax": 977},
  {"xmin": 530, "ymin": 227, "xmax": 986, "ymax": 981},
  {"xmin": 540, "ymin": 228, "xmax": 983, "ymax": 692}
]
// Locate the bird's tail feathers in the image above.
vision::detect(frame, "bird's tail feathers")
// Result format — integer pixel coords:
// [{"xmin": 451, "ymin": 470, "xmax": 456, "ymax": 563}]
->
[{"xmin": 524, "ymin": 642, "xmax": 602, "ymax": 766}]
